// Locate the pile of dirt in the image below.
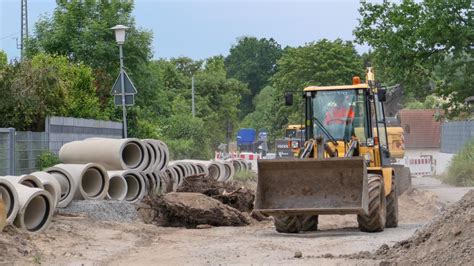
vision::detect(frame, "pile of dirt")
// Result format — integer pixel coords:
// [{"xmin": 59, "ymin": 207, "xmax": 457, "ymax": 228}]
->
[
  {"xmin": 0, "ymin": 226, "xmax": 38, "ymax": 264},
  {"xmin": 398, "ymin": 188, "xmax": 444, "ymax": 223},
  {"xmin": 140, "ymin": 192, "xmax": 250, "ymax": 228},
  {"xmin": 177, "ymin": 175, "xmax": 255, "ymax": 212},
  {"xmin": 345, "ymin": 190, "xmax": 473, "ymax": 265}
]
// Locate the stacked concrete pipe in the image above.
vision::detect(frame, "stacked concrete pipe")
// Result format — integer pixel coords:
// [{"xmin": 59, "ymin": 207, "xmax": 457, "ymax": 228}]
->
[
  {"xmin": 45, "ymin": 163, "xmax": 109, "ymax": 205},
  {"xmin": 3, "ymin": 175, "xmax": 45, "ymax": 189},
  {"xmin": 0, "ymin": 177, "xmax": 20, "ymax": 225},
  {"xmin": 59, "ymin": 138, "xmax": 148, "ymax": 171},
  {"xmin": 30, "ymin": 172, "xmax": 61, "ymax": 209},
  {"xmin": 108, "ymin": 170, "xmax": 146, "ymax": 203},
  {"xmin": 10, "ymin": 182, "xmax": 54, "ymax": 232},
  {"xmin": 106, "ymin": 172, "xmax": 128, "ymax": 200}
]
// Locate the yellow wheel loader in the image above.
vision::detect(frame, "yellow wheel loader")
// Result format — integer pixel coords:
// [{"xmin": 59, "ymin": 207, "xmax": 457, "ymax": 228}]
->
[{"xmin": 255, "ymin": 68, "xmax": 398, "ymax": 233}]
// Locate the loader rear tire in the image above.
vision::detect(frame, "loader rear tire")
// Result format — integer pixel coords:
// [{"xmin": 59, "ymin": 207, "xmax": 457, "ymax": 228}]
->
[
  {"xmin": 385, "ymin": 181, "xmax": 399, "ymax": 228},
  {"xmin": 357, "ymin": 175, "xmax": 386, "ymax": 232},
  {"xmin": 273, "ymin": 215, "xmax": 301, "ymax": 233},
  {"xmin": 299, "ymin": 215, "xmax": 318, "ymax": 231}
]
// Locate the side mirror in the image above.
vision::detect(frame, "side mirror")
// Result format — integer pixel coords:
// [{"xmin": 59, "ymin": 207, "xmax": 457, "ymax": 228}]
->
[
  {"xmin": 284, "ymin": 92, "xmax": 293, "ymax": 106},
  {"xmin": 377, "ymin": 88, "xmax": 387, "ymax": 102}
]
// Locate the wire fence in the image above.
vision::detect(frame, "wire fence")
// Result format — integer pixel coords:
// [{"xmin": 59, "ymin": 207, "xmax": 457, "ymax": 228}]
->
[{"xmin": 0, "ymin": 116, "xmax": 122, "ymax": 176}]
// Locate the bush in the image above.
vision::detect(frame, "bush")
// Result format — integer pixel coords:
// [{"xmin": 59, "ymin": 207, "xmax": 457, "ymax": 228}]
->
[
  {"xmin": 443, "ymin": 138, "xmax": 474, "ymax": 186},
  {"xmin": 37, "ymin": 151, "xmax": 60, "ymax": 170}
]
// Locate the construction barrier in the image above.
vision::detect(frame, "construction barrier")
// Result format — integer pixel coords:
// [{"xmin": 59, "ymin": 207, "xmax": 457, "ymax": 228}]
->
[{"xmin": 400, "ymin": 155, "xmax": 435, "ymax": 177}]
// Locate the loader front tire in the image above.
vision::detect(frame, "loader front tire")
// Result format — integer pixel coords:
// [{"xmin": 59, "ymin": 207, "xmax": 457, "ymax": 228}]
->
[
  {"xmin": 273, "ymin": 215, "xmax": 301, "ymax": 233},
  {"xmin": 385, "ymin": 181, "xmax": 399, "ymax": 228},
  {"xmin": 299, "ymin": 215, "xmax": 318, "ymax": 231},
  {"xmin": 358, "ymin": 175, "xmax": 386, "ymax": 232}
]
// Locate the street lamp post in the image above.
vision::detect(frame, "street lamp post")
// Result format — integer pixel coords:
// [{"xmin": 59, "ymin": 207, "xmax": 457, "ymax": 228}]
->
[{"xmin": 111, "ymin": 24, "xmax": 130, "ymax": 138}]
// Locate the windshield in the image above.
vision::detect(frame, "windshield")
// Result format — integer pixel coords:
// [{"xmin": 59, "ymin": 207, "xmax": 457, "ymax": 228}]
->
[
  {"xmin": 285, "ymin": 129, "xmax": 304, "ymax": 138},
  {"xmin": 312, "ymin": 89, "xmax": 367, "ymax": 142}
]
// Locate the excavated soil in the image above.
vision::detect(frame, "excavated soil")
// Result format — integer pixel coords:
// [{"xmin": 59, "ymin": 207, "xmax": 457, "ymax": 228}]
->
[
  {"xmin": 0, "ymin": 226, "xmax": 39, "ymax": 263},
  {"xmin": 177, "ymin": 175, "xmax": 255, "ymax": 212},
  {"xmin": 141, "ymin": 192, "xmax": 250, "ymax": 228},
  {"xmin": 344, "ymin": 190, "xmax": 473, "ymax": 265}
]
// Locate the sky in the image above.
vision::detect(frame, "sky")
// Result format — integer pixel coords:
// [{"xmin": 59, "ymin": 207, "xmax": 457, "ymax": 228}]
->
[{"xmin": 0, "ymin": 0, "xmax": 370, "ymax": 61}]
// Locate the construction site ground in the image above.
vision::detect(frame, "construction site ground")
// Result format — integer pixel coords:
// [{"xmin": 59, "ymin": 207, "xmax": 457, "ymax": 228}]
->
[{"xmin": 1, "ymin": 176, "xmax": 472, "ymax": 265}]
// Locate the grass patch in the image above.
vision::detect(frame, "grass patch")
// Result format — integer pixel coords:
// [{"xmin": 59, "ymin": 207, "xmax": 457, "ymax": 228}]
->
[
  {"xmin": 442, "ymin": 138, "xmax": 474, "ymax": 187},
  {"xmin": 233, "ymin": 170, "xmax": 257, "ymax": 182}
]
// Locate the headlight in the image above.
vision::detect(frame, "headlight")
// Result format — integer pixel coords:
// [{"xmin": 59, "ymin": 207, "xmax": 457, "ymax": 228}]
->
[
  {"xmin": 366, "ymin": 138, "xmax": 375, "ymax": 147},
  {"xmin": 291, "ymin": 141, "xmax": 300, "ymax": 149}
]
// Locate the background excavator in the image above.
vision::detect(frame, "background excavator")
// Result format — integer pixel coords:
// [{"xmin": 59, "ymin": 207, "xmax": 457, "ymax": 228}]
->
[{"xmin": 255, "ymin": 68, "xmax": 400, "ymax": 233}]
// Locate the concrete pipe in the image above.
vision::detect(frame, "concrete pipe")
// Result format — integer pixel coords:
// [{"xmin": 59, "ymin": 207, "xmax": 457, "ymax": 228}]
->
[
  {"xmin": 59, "ymin": 138, "xmax": 147, "ymax": 171},
  {"xmin": 3, "ymin": 175, "xmax": 44, "ymax": 189},
  {"xmin": 155, "ymin": 140, "xmax": 170, "ymax": 170},
  {"xmin": 143, "ymin": 172, "xmax": 157, "ymax": 196},
  {"xmin": 106, "ymin": 172, "xmax": 128, "ymax": 200},
  {"xmin": 11, "ymin": 183, "xmax": 53, "ymax": 233},
  {"xmin": 0, "ymin": 177, "xmax": 20, "ymax": 225},
  {"xmin": 45, "ymin": 166, "xmax": 75, "ymax": 208},
  {"xmin": 47, "ymin": 163, "xmax": 109, "ymax": 201},
  {"xmin": 228, "ymin": 159, "xmax": 242, "ymax": 174},
  {"xmin": 221, "ymin": 161, "xmax": 235, "ymax": 182},
  {"xmin": 170, "ymin": 164, "xmax": 185, "ymax": 185},
  {"xmin": 109, "ymin": 170, "xmax": 146, "ymax": 203},
  {"xmin": 152, "ymin": 171, "xmax": 162, "ymax": 194},
  {"xmin": 144, "ymin": 139, "xmax": 162, "ymax": 172},
  {"xmin": 30, "ymin": 172, "xmax": 61, "ymax": 209}
]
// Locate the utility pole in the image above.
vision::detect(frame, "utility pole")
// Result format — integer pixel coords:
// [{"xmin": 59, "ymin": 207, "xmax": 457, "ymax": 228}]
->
[
  {"xmin": 119, "ymin": 44, "xmax": 127, "ymax": 138},
  {"xmin": 19, "ymin": 0, "xmax": 28, "ymax": 58},
  {"xmin": 192, "ymin": 76, "xmax": 195, "ymax": 117}
]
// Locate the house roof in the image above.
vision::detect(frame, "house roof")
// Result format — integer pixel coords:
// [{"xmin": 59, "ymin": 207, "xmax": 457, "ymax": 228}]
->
[{"xmin": 399, "ymin": 109, "xmax": 441, "ymax": 148}]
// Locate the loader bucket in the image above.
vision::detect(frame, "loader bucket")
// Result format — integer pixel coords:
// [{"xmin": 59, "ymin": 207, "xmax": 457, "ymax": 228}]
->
[{"xmin": 255, "ymin": 157, "xmax": 368, "ymax": 216}]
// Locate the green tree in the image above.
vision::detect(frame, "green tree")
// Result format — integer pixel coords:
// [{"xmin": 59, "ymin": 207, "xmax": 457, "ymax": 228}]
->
[
  {"xmin": 27, "ymin": 0, "xmax": 153, "ymax": 109},
  {"xmin": 225, "ymin": 37, "xmax": 283, "ymax": 117},
  {"xmin": 0, "ymin": 53, "xmax": 105, "ymax": 131},
  {"xmin": 355, "ymin": 0, "xmax": 473, "ymax": 117},
  {"xmin": 0, "ymin": 50, "xmax": 7, "ymax": 68},
  {"xmin": 241, "ymin": 85, "xmax": 277, "ymax": 131},
  {"xmin": 268, "ymin": 39, "xmax": 364, "ymax": 140}
]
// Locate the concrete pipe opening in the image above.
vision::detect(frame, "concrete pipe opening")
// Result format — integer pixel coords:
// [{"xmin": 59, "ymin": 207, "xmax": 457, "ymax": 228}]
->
[
  {"xmin": 208, "ymin": 164, "xmax": 220, "ymax": 180},
  {"xmin": 0, "ymin": 184, "xmax": 14, "ymax": 220},
  {"xmin": 124, "ymin": 175, "xmax": 141, "ymax": 202},
  {"xmin": 23, "ymin": 194, "xmax": 50, "ymax": 232},
  {"xmin": 108, "ymin": 175, "xmax": 127, "ymax": 200},
  {"xmin": 21, "ymin": 180, "xmax": 39, "ymax": 188},
  {"xmin": 49, "ymin": 171, "xmax": 71, "ymax": 200},
  {"xmin": 81, "ymin": 167, "xmax": 106, "ymax": 198},
  {"xmin": 122, "ymin": 142, "xmax": 143, "ymax": 169}
]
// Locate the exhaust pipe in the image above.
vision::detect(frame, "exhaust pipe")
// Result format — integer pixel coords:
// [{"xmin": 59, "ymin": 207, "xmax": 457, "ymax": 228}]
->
[
  {"xmin": 0, "ymin": 177, "xmax": 20, "ymax": 225},
  {"xmin": 30, "ymin": 172, "xmax": 61, "ymax": 209},
  {"xmin": 11, "ymin": 183, "xmax": 54, "ymax": 233},
  {"xmin": 106, "ymin": 172, "xmax": 128, "ymax": 200}
]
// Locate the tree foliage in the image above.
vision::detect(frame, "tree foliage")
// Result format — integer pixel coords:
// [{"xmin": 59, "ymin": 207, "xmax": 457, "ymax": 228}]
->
[
  {"xmin": 225, "ymin": 37, "xmax": 283, "ymax": 117},
  {"xmin": 266, "ymin": 39, "xmax": 364, "ymax": 140},
  {"xmin": 0, "ymin": 54, "xmax": 105, "ymax": 131},
  {"xmin": 355, "ymin": 0, "xmax": 473, "ymax": 116}
]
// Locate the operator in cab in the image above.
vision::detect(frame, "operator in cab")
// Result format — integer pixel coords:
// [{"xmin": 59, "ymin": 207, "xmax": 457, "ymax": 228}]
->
[{"xmin": 324, "ymin": 96, "xmax": 355, "ymax": 125}]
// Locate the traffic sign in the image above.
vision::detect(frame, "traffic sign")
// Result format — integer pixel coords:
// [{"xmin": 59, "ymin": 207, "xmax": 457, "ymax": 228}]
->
[
  {"xmin": 114, "ymin": 94, "xmax": 135, "ymax": 106},
  {"xmin": 110, "ymin": 71, "xmax": 137, "ymax": 95}
]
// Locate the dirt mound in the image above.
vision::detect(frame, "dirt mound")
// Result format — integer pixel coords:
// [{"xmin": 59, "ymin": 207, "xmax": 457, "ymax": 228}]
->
[
  {"xmin": 398, "ymin": 188, "xmax": 444, "ymax": 224},
  {"xmin": 346, "ymin": 190, "xmax": 473, "ymax": 265},
  {"xmin": 0, "ymin": 226, "xmax": 38, "ymax": 264},
  {"xmin": 141, "ymin": 192, "xmax": 250, "ymax": 228},
  {"xmin": 177, "ymin": 175, "xmax": 255, "ymax": 212}
]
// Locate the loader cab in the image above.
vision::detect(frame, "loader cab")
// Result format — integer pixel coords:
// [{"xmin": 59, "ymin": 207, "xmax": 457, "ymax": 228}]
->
[{"xmin": 303, "ymin": 83, "xmax": 390, "ymax": 167}]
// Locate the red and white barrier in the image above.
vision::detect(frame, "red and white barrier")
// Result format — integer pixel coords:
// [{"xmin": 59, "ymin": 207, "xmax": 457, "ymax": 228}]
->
[{"xmin": 406, "ymin": 155, "xmax": 435, "ymax": 177}]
